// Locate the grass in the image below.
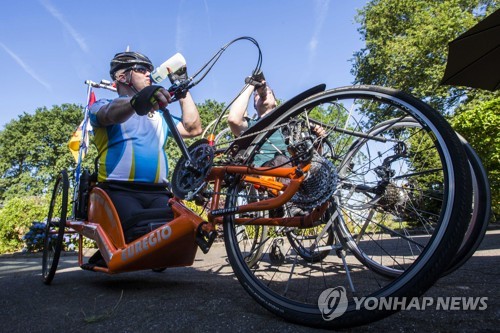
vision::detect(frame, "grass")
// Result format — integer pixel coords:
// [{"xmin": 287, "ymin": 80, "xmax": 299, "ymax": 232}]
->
[{"xmin": 81, "ymin": 290, "xmax": 124, "ymax": 324}]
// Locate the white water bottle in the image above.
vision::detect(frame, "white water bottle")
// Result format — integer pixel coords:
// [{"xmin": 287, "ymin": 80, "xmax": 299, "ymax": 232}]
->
[{"xmin": 150, "ymin": 53, "xmax": 187, "ymax": 84}]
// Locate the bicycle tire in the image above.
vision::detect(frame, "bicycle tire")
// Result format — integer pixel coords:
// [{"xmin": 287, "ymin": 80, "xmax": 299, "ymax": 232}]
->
[
  {"xmin": 442, "ymin": 135, "xmax": 491, "ymax": 275},
  {"xmin": 285, "ymin": 216, "xmax": 335, "ymax": 263},
  {"xmin": 223, "ymin": 85, "xmax": 471, "ymax": 328},
  {"xmin": 42, "ymin": 170, "xmax": 69, "ymax": 285}
]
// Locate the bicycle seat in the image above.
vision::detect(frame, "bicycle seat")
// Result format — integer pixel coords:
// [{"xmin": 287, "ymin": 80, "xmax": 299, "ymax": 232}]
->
[{"xmin": 226, "ymin": 84, "xmax": 326, "ymax": 155}]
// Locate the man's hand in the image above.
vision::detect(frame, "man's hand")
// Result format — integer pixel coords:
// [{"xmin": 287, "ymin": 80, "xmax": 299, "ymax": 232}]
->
[
  {"xmin": 245, "ymin": 70, "xmax": 266, "ymax": 89},
  {"xmin": 168, "ymin": 67, "xmax": 188, "ymax": 99},
  {"xmin": 311, "ymin": 124, "xmax": 327, "ymax": 137},
  {"xmin": 168, "ymin": 66, "xmax": 188, "ymax": 84},
  {"xmin": 130, "ymin": 85, "xmax": 171, "ymax": 115}
]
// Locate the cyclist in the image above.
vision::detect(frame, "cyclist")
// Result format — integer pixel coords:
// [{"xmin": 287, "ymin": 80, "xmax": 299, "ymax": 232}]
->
[
  {"xmin": 228, "ymin": 72, "xmax": 283, "ymax": 166},
  {"xmin": 228, "ymin": 71, "xmax": 277, "ymax": 135},
  {"xmin": 228, "ymin": 72, "xmax": 326, "ymax": 216},
  {"xmin": 228, "ymin": 72, "xmax": 325, "ymax": 167},
  {"xmin": 87, "ymin": 51, "xmax": 202, "ymax": 265}
]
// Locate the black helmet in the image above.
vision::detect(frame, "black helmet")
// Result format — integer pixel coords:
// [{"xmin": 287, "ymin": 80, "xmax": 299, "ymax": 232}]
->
[{"xmin": 109, "ymin": 51, "xmax": 154, "ymax": 79}]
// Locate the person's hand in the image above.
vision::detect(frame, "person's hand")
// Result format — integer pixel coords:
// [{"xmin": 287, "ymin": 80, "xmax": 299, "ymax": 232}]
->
[
  {"xmin": 130, "ymin": 85, "xmax": 171, "ymax": 115},
  {"xmin": 311, "ymin": 124, "xmax": 327, "ymax": 137},
  {"xmin": 167, "ymin": 66, "xmax": 188, "ymax": 84},
  {"xmin": 245, "ymin": 70, "xmax": 266, "ymax": 89},
  {"xmin": 168, "ymin": 66, "xmax": 188, "ymax": 99}
]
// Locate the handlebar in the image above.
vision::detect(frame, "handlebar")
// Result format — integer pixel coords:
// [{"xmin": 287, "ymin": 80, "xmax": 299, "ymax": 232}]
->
[
  {"xmin": 84, "ymin": 79, "xmax": 117, "ymax": 92},
  {"xmin": 167, "ymin": 78, "xmax": 195, "ymax": 102},
  {"xmin": 83, "ymin": 78, "xmax": 192, "ymax": 102}
]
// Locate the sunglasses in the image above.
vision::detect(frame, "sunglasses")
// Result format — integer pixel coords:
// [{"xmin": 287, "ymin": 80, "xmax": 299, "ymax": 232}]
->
[{"xmin": 125, "ymin": 65, "xmax": 151, "ymax": 75}]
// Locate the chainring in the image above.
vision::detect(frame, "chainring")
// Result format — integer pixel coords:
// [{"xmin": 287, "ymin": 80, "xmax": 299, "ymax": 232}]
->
[{"xmin": 171, "ymin": 139, "xmax": 214, "ymax": 200}]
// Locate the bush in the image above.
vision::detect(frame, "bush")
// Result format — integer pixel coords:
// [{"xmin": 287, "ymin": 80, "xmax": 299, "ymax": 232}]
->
[
  {"xmin": 21, "ymin": 220, "xmax": 95, "ymax": 253},
  {"xmin": 22, "ymin": 221, "xmax": 56, "ymax": 252},
  {"xmin": 0, "ymin": 196, "xmax": 48, "ymax": 254},
  {"xmin": 451, "ymin": 97, "xmax": 500, "ymax": 219}
]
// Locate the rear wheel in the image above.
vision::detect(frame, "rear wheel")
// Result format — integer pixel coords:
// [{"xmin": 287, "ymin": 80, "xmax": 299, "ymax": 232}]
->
[
  {"xmin": 223, "ymin": 86, "xmax": 471, "ymax": 328},
  {"xmin": 42, "ymin": 170, "xmax": 69, "ymax": 285},
  {"xmin": 337, "ymin": 118, "xmax": 491, "ymax": 277},
  {"xmin": 442, "ymin": 135, "xmax": 491, "ymax": 275}
]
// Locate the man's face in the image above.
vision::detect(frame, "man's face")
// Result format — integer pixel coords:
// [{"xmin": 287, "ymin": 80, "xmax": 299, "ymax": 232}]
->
[
  {"xmin": 254, "ymin": 86, "xmax": 277, "ymax": 116},
  {"xmin": 116, "ymin": 65, "xmax": 151, "ymax": 91},
  {"xmin": 127, "ymin": 65, "xmax": 152, "ymax": 91}
]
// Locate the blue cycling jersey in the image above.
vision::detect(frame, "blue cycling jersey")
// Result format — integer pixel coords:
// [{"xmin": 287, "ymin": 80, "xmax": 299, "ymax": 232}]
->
[{"xmin": 89, "ymin": 98, "xmax": 180, "ymax": 183}]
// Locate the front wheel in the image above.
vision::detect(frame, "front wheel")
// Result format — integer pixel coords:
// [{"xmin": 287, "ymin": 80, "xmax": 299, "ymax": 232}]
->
[
  {"xmin": 223, "ymin": 85, "xmax": 471, "ymax": 328},
  {"xmin": 42, "ymin": 170, "xmax": 69, "ymax": 285}
]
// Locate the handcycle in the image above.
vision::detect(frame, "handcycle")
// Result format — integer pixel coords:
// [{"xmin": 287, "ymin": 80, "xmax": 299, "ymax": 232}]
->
[{"xmin": 42, "ymin": 37, "xmax": 483, "ymax": 329}]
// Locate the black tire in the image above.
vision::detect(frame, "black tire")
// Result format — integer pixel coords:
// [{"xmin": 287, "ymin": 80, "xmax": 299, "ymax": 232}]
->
[
  {"xmin": 442, "ymin": 135, "xmax": 491, "ymax": 275},
  {"xmin": 42, "ymin": 170, "xmax": 69, "ymax": 285},
  {"xmin": 223, "ymin": 86, "xmax": 471, "ymax": 328},
  {"xmin": 152, "ymin": 267, "xmax": 167, "ymax": 273},
  {"xmin": 285, "ymin": 214, "xmax": 335, "ymax": 263}
]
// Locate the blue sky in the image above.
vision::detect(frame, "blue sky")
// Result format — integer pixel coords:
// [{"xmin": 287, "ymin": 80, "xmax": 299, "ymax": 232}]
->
[{"xmin": 0, "ymin": 0, "xmax": 367, "ymax": 128}]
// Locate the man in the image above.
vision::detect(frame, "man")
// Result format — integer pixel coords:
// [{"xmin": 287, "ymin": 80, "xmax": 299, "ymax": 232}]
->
[
  {"xmin": 227, "ymin": 72, "xmax": 285, "ymax": 167},
  {"xmin": 227, "ymin": 72, "xmax": 326, "ymax": 216},
  {"xmin": 228, "ymin": 72, "xmax": 325, "ymax": 166},
  {"xmin": 89, "ymin": 51, "xmax": 202, "ymax": 246},
  {"xmin": 227, "ymin": 71, "xmax": 277, "ymax": 137}
]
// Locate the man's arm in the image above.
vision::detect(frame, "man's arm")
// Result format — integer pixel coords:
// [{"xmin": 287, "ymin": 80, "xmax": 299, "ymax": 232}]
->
[
  {"xmin": 97, "ymin": 87, "xmax": 172, "ymax": 126},
  {"xmin": 176, "ymin": 92, "xmax": 202, "ymax": 138},
  {"xmin": 96, "ymin": 97, "xmax": 136, "ymax": 126},
  {"xmin": 227, "ymin": 85, "xmax": 254, "ymax": 136}
]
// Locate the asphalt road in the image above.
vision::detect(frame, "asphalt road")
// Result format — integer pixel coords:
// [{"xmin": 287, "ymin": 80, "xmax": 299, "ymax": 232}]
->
[{"xmin": 1, "ymin": 228, "xmax": 499, "ymax": 332}]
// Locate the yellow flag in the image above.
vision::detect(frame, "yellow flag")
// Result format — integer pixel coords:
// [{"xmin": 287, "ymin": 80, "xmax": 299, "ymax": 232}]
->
[{"xmin": 68, "ymin": 125, "xmax": 83, "ymax": 162}]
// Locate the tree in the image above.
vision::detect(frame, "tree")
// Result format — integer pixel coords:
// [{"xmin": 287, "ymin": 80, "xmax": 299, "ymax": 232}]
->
[
  {"xmin": 451, "ymin": 97, "xmax": 500, "ymax": 216},
  {"xmin": 0, "ymin": 104, "xmax": 91, "ymax": 202},
  {"xmin": 352, "ymin": 0, "xmax": 499, "ymax": 113},
  {"xmin": 352, "ymin": 0, "xmax": 500, "ymax": 219}
]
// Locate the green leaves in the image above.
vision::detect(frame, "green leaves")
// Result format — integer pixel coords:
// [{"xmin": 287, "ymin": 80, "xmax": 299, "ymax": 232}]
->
[
  {"xmin": 0, "ymin": 196, "xmax": 48, "ymax": 253},
  {"xmin": 354, "ymin": 0, "xmax": 500, "ymax": 217},
  {"xmin": 0, "ymin": 104, "xmax": 85, "ymax": 201},
  {"xmin": 353, "ymin": 0, "xmax": 499, "ymax": 112},
  {"xmin": 451, "ymin": 97, "xmax": 500, "ymax": 215}
]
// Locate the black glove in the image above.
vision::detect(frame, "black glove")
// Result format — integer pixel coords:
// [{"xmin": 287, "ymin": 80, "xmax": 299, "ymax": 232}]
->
[
  {"xmin": 130, "ymin": 85, "xmax": 163, "ymax": 116},
  {"xmin": 168, "ymin": 67, "xmax": 188, "ymax": 99},
  {"xmin": 244, "ymin": 70, "xmax": 266, "ymax": 89}
]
